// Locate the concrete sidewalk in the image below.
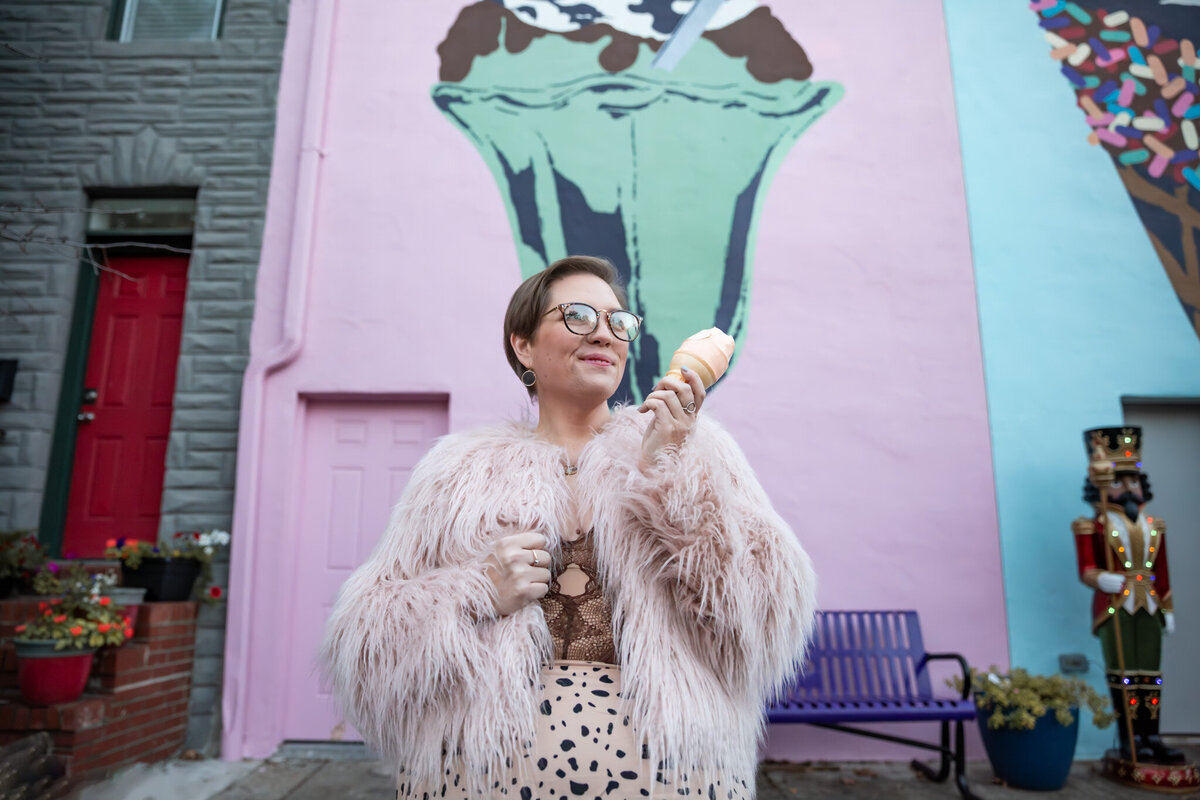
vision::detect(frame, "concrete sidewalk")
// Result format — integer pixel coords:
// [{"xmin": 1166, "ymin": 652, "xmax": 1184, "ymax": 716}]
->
[{"xmin": 65, "ymin": 742, "xmax": 1200, "ymax": 799}]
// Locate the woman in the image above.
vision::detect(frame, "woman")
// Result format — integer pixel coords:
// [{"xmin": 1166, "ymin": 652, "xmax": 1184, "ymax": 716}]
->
[{"xmin": 321, "ymin": 256, "xmax": 816, "ymax": 799}]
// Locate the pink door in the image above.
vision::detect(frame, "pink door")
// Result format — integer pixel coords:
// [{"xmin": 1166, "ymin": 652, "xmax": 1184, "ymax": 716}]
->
[{"xmin": 283, "ymin": 397, "xmax": 449, "ymax": 741}]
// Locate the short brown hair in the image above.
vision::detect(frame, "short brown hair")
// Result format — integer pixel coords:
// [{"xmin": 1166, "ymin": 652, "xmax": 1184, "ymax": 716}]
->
[{"xmin": 503, "ymin": 255, "xmax": 630, "ymax": 399}]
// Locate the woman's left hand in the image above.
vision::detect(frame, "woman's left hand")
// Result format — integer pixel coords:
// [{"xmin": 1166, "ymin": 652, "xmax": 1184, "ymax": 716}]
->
[{"xmin": 638, "ymin": 366, "xmax": 705, "ymax": 472}]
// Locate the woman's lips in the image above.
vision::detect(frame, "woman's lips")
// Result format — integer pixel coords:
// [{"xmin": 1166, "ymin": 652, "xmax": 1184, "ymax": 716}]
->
[{"xmin": 580, "ymin": 356, "xmax": 614, "ymax": 367}]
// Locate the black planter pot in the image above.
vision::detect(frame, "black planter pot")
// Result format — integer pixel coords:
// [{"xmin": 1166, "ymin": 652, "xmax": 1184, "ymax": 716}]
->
[{"xmin": 120, "ymin": 558, "xmax": 200, "ymax": 602}]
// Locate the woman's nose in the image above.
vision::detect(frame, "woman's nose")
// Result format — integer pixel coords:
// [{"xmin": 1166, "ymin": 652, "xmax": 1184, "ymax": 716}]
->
[{"xmin": 588, "ymin": 319, "xmax": 615, "ymax": 343}]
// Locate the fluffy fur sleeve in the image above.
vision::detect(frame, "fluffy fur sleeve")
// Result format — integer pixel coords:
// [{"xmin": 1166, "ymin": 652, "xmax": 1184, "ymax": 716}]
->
[
  {"xmin": 318, "ymin": 432, "xmax": 546, "ymax": 782},
  {"xmin": 621, "ymin": 415, "xmax": 817, "ymax": 701}
]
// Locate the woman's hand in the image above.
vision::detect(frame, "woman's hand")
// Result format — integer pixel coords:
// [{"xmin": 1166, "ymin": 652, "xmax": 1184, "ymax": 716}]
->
[
  {"xmin": 484, "ymin": 531, "xmax": 551, "ymax": 616},
  {"xmin": 638, "ymin": 366, "xmax": 706, "ymax": 472}
]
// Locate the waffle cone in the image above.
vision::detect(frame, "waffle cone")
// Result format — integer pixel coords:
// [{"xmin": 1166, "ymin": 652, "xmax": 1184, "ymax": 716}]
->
[
  {"xmin": 1115, "ymin": 169, "xmax": 1200, "ymax": 340},
  {"xmin": 665, "ymin": 352, "xmax": 720, "ymax": 388}
]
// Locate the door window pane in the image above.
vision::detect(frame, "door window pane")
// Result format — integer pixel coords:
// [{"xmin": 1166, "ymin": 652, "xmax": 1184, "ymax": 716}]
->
[{"xmin": 117, "ymin": 0, "xmax": 224, "ymax": 42}]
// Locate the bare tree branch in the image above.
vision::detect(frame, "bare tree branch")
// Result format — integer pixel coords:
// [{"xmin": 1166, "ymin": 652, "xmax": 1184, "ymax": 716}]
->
[{"xmin": 0, "ymin": 42, "xmax": 48, "ymax": 62}]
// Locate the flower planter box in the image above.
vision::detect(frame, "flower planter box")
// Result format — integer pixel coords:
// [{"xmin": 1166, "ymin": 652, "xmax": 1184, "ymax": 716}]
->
[
  {"xmin": 12, "ymin": 640, "xmax": 96, "ymax": 707},
  {"xmin": 119, "ymin": 559, "xmax": 199, "ymax": 602}
]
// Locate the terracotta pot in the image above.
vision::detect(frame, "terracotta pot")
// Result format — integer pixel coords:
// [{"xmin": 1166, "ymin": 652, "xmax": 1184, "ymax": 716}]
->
[{"xmin": 13, "ymin": 639, "xmax": 96, "ymax": 706}]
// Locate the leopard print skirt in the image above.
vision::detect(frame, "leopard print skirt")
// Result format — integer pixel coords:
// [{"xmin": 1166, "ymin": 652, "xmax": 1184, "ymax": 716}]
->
[{"xmin": 397, "ymin": 661, "xmax": 750, "ymax": 800}]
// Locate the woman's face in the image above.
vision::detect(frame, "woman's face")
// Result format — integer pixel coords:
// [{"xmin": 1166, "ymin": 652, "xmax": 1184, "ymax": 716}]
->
[{"xmin": 512, "ymin": 273, "xmax": 630, "ymax": 405}]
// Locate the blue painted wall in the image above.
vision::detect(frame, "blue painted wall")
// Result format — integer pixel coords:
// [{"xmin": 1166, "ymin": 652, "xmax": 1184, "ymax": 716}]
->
[{"xmin": 943, "ymin": 0, "xmax": 1200, "ymax": 757}]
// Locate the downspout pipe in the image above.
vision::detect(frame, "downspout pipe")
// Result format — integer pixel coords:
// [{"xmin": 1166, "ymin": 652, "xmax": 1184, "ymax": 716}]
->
[{"xmin": 222, "ymin": 0, "xmax": 337, "ymax": 759}]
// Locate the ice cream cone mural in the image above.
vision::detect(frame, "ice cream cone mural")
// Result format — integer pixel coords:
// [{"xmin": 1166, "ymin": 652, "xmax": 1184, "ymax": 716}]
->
[
  {"xmin": 433, "ymin": 0, "xmax": 843, "ymax": 401},
  {"xmin": 1035, "ymin": 0, "xmax": 1200, "ymax": 340}
]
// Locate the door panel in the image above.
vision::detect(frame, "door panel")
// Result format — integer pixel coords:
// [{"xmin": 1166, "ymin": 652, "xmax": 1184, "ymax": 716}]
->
[
  {"xmin": 1123, "ymin": 402, "xmax": 1200, "ymax": 735},
  {"xmin": 283, "ymin": 398, "xmax": 449, "ymax": 741},
  {"xmin": 61, "ymin": 256, "xmax": 188, "ymax": 557}
]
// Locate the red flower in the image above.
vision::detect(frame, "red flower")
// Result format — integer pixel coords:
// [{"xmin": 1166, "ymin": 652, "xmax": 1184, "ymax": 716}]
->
[
  {"xmin": 209, "ymin": 586, "xmax": 223, "ymax": 599},
  {"xmin": 69, "ymin": 626, "xmax": 83, "ymax": 636},
  {"xmin": 124, "ymin": 628, "xmax": 134, "ymax": 638},
  {"xmin": 97, "ymin": 623, "xmax": 111, "ymax": 633},
  {"xmin": 42, "ymin": 609, "xmax": 52, "ymax": 617},
  {"xmin": 105, "ymin": 539, "xmax": 117, "ymax": 548},
  {"xmin": 98, "ymin": 597, "xmax": 111, "ymax": 606},
  {"xmin": 49, "ymin": 598, "xmax": 61, "ymax": 606},
  {"xmin": 193, "ymin": 532, "xmax": 201, "ymax": 540},
  {"xmin": 14, "ymin": 625, "xmax": 25, "ymax": 633},
  {"xmin": 37, "ymin": 602, "xmax": 47, "ymax": 611},
  {"xmin": 53, "ymin": 615, "xmax": 66, "ymax": 623}
]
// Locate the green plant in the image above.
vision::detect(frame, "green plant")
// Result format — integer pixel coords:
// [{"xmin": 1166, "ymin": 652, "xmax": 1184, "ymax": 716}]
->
[
  {"xmin": 0, "ymin": 530, "xmax": 47, "ymax": 581},
  {"xmin": 951, "ymin": 666, "xmax": 1114, "ymax": 731},
  {"xmin": 105, "ymin": 530, "xmax": 230, "ymax": 602},
  {"xmin": 14, "ymin": 563, "xmax": 131, "ymax": 650}
]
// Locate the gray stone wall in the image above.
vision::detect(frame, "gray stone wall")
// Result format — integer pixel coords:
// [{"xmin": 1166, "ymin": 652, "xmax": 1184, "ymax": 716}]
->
[{"xmin": 0, "ymin": 0, "xmax": 288, "ymax": 755}]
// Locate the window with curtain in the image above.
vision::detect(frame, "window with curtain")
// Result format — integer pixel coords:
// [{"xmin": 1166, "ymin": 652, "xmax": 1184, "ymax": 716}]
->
[{"xmin": 112, "ymin": 0, "xmax": 225, "ymax": 42}]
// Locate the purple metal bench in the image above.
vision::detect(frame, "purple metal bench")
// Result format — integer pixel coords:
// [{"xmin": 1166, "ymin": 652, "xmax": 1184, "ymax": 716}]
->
[{"xmin": 767, "ymin": 610, "xmax": 980, "ymax": 800}]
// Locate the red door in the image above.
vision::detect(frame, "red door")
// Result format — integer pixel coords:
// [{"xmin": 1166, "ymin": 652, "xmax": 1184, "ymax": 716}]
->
[{"xmin": 62, "ymin": 255, "xmax": 188, "ymax": 557}]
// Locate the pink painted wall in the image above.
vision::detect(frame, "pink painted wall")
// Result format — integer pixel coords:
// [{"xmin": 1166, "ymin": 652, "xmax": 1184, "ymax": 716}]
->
[{"xmin": 223, "ymin": 0, "xmax": 1007, "ymax": 761}]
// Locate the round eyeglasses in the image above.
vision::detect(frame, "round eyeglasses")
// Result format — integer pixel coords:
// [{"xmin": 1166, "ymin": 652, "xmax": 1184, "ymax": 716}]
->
[{"xmin": 545, "ymin": 302, "xmax": 642, "ymax": 342}]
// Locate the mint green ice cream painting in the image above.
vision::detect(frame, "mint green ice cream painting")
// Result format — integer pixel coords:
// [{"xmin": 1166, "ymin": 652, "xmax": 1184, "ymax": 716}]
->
[{"xmin": 433, "ymin": 0, "xmax": 843, "ymax": 402}]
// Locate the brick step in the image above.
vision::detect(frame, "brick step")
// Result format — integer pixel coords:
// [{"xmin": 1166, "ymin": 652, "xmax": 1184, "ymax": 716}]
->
[{"xmin": 0, "ymin": 600, "xmax": 198, "ymax": 778}]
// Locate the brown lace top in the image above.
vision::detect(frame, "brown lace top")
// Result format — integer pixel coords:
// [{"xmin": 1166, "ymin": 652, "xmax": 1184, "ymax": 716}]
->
[{"xmin": 539, "ymin": 527, "xmax": 616, "ymax": 664}]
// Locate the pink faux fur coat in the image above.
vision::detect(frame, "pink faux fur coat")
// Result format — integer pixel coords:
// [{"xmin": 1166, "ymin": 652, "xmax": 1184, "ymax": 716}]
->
[{"xmin": 320, "ymin": 405, "xmax": 817, "ymax": 795}]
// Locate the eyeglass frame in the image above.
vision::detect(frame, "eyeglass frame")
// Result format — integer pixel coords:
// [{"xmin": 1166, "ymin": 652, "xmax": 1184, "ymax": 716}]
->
[{"xmin": 543, "ymin": 302, "xmax": 643, "ymax": 342}]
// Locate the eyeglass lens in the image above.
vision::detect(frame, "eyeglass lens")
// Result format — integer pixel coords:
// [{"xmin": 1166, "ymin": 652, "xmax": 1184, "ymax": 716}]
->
[{"xmin": 561, "ymin": 303, "xmax": 639, "ymax": 341}]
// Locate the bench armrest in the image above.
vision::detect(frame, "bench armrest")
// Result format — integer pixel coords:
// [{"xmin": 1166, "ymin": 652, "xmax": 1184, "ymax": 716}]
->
[{"xmin": 917, "ymin": 652, "xmax": 971, "ymax": 700}]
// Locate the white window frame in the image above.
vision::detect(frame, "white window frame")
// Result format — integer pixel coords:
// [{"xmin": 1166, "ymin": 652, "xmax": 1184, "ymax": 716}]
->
[{"xmin": 117, "ymin": 0, "xmax": 226, "ymax": 43}]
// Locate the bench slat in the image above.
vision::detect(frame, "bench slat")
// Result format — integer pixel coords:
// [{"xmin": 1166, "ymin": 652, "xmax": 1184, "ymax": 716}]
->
[{"xmin": 777, "ymin": 610, "xmax": 961, "ymax": 707}]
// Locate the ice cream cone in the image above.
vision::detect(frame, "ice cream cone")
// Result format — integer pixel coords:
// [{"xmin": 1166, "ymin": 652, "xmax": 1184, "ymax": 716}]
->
[
  {"xmin": 663, "ymin": 327, "xmax": 735, "ymax": 388},
  {"xmin": 433, "ymin": 2, "xmax": 842, "ymax": 400},
  {"xmin": 1037, "ymin": 4, "xmax": 1200, "ymax": 339}
]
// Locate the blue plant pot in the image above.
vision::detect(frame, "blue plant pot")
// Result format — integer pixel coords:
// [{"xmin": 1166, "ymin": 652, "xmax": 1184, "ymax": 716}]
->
[{"xmin": 977, "ymin": 707, "xmax": 1080, "ymax": 791}]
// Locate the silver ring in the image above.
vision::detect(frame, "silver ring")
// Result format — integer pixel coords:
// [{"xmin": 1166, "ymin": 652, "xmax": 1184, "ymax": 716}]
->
[
  {"xmin": 685, "ymin": 402, "xmax": 697, "ymax": 415},
  {"xmin": 531, "ymin": 552, "xmax": 541, "ymax": 567}
]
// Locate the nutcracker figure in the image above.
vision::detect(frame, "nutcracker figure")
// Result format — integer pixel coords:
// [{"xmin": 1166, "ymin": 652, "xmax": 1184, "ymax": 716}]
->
[{"xmin": 1073, "ymin": 426, "xmax": 1197, "ymax": 789}]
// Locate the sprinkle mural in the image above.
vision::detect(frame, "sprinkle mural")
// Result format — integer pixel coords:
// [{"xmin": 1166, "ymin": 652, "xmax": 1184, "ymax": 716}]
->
[
  {"xmin": 432, "ymin": 0, "xmax": 843, "ymax": 402},
  {"xmin": 1035, "ymin": 0, "xmax": 1200, "ymax": 339}
]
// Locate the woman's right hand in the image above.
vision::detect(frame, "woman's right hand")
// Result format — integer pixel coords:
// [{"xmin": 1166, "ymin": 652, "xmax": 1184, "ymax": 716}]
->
[{"xmin": 485, "ymin": 531, "xmax": 551, "ymax": 616}]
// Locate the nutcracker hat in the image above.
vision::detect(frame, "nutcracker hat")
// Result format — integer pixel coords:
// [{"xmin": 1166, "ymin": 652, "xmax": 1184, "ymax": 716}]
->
[{"xmin": 1084, "ymin": 426, "xmax": 1143, "ymax": 475}]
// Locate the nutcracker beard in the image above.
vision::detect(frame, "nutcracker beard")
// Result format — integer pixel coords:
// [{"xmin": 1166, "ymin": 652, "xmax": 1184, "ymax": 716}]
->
[{"xmin": 1109, "ymin": 490, "xmax": 1142, "ymax": 521}]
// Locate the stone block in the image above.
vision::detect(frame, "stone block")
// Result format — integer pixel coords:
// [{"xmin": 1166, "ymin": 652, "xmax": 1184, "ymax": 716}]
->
[
  {"xmin": 162, "ymin": 468, "xmax": 223, "ymax": 489},
  {"xmin": 183, "ymin": 374, "xmax": 238, "ymax": 399},
  {"xmin": 185, "ymin": 432, "xmax": 238, "ymax": 452},
  {"xmin": 61, "ymin": 73, "xmax": 105, "ymax": 92},
  {"xmin": 190, "ymin": 655, "xmax": 224, "ymax": 688},
  {"xmin": 169, "ymin": 408, "xmax": 239, "ymax": 432},
  {"xmin": 193, "ymin": 627, "xmax": 225, "ymax": 655},
  {"xmin": 91, "ymin": 40, "xmax": 219, "ymax": 60},
  {"xmin": 41, "ymin": 91, "xmax": 141, "ymax": 106},
  {"xmin": 160, "ymin": 488, "xmax": 234, "ymax": 514},
  {"xmin": 187, "ymin": 685, "xmax": 219, "ymax": 710},
  {"xmin": 186, "ymin": 87, "xmax": 263, "ymax": 106},
  {"xmin": 196, "ymin": 301, "xmax": 253, "ymax": 320},
  {"xmin": 181, "ymin": 332, "xmax": 240, "ymax": 353},
  {"xmin": 89, "ymin": 103, "xmax": 178, "ymax": 123}
]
